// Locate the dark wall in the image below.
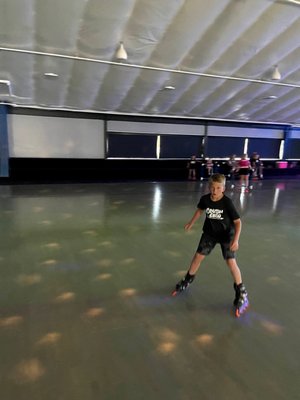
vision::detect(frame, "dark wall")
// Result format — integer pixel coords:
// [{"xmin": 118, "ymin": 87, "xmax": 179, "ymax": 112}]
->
[
  {"xmin": 8, "ymin": 158, "xmax": 300, "ymax": 183},
  {"xmin": 8, "ymin": 158, "xmax": 188, "ymax": 182}
]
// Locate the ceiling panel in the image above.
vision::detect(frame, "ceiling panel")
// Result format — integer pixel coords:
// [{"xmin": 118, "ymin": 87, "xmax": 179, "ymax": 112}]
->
[{"xmin": 0, "ymin": 0, "xmax": 300, "ymax": 125}]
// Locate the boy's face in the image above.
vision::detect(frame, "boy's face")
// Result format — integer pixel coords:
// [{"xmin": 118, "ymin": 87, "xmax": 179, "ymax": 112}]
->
[{"xmin": 209, "ymin": 181, "xmax": 225, "ymax": 200}]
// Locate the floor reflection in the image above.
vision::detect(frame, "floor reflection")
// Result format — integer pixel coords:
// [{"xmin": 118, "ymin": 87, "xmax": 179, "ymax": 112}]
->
[{"xmin": 0, "ymin": 180, "xmax": 299, "ymax": 400}]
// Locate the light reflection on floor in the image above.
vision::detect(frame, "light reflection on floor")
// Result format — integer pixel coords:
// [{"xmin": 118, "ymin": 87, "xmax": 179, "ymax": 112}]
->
[
  {"xmin": 0, "ymin": 180, "xmax": 299, "ymax": 399},
  {"xmin": 54, "ymin": 292, "xmax": 76, "ymax": 303},
  {"xmin": 13, "ymin": 358, "xmax": 46, "ymax": 384},
  {"xmin": 36, "ymin": 332, "xmax": 62, "ymax": 346}
]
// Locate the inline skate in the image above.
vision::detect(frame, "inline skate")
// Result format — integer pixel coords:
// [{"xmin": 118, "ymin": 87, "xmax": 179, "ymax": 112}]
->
[
  {"xmin": 172, "ymin": 272, "xmax": 195, "ymax": 296},
  {"xmin": 233, "ymin": 283, "xmax": 249, "ymax": 317}
]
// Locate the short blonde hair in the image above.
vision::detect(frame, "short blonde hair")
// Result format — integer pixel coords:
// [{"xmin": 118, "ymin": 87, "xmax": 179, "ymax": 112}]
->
[{"xmin": 208, "ymin": 173, "xmax": 226, "ymax": 186}]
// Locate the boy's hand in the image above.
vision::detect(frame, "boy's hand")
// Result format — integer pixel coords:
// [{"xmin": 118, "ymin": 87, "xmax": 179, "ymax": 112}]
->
[
  {"xmin": 184, "ymin": 222, "xmax": 193, "ymax": 231},
  {"xmin": 230, "ymin": 241, "xmax": 239, "ymax": 251}
]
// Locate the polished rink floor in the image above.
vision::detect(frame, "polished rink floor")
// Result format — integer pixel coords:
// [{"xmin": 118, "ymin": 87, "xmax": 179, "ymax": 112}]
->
[{"xmin": 0, "ymin": 179, "xmax": 299, "ymax": 400}]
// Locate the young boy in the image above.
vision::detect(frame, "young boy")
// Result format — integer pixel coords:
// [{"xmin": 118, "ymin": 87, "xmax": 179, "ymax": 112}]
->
[{"xmin": 173, "ymin": 173, "xmax": 248, "ymax": 317}]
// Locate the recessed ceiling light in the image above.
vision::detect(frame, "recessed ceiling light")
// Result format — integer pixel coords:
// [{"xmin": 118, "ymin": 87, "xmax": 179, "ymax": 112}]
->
[
  {"xmin": 164, "ymin": 85, "xmax": 176, "ymax": 90},
  {"xmin": 232, "ymin": 104, "xmax": 242, "ymax": 112},
  {"xmin": 262, "ymin": 95, "xmax": 278, "ymax": 100},
  {"xmin": 44, "ymin": 72, "xmax": 59, "ymax": 78},
  {"xmin": 238, "ymin": 113, "xmax": 249, "ymax": 120}
]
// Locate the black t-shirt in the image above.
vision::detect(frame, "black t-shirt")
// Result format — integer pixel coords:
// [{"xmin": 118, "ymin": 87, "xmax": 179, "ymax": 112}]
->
[{"xmin": 197, "ymin": 193, "xmax": 240, "ymax": 241}]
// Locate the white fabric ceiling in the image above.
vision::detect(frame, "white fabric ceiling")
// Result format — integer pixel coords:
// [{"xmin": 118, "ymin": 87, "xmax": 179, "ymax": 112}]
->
[{"xmin": 0, "ymin": 0, "xmax": 300, "ymax": 125}]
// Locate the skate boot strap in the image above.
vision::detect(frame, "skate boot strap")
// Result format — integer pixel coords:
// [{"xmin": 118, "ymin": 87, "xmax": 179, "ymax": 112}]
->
[
  {"xmin": 236, "ymin": 283, "xmax": 247, "ymax": 293},
  {"xmin": 185, "ymin": 273, "xmax": 195, "ymax": 283}
]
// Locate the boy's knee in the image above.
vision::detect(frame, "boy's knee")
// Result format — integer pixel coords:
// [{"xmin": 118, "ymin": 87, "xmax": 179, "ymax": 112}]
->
[
  {"xmin": 226, "ymin": 258, "xmax": 237, "ymax": 267},
  {"xmin": 195, "ymin": 252, "xmax": 205, "ymax": 260}
]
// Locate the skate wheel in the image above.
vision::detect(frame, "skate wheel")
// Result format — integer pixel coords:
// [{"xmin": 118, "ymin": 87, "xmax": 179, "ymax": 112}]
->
[
  {"xmin": 235, "ymin": 301, "xmax": 249, "ymax": 317},
  {"xmin": 171, "ymin": 290, "xmax": 178, "ymax": 297}
]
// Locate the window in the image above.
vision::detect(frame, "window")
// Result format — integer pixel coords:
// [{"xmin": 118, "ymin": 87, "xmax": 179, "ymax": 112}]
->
[
  {"xmin": 284, "ymin": 139, "xmax": 300, "ymax": 159},
  {"xmin": 247, "ymin": 138, "xmax": 281, "ymax": 158},
  {"xmin": 160, "ymin": 135, "xmax": 203, "ymax": 158},
  {"xmin": 107, "ymin": 134, "xmax": 157, "ymax": 158},
  {"xmin": 206, "ymin": 137, "xmax": 244, "ymax": 158}
]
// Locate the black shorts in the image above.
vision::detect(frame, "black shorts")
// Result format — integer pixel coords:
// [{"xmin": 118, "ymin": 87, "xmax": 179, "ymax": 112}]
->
[
  {"xmin": 239, "ymin": 168, "xmax": 250, "ymax": 176},
  {"xmin": 196, "ymin": 232, "xmax": 235, "ymax": 259}
]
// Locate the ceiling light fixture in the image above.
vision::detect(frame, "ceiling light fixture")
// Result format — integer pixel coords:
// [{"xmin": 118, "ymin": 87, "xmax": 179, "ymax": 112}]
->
[
  {"xmin": 262, "ymin": 95, "xmax": 278, "ymax": 100},
  {"xmin": 4, "ymin": 47, "xmax": 300, "ymax": 90},
  {"xmin": 116, "ymin": 42, "xmax": 128, "ymax": 61},
  {"xmin": 44, "ymin": 72, "xmax": 59, "ymax": 78},
  {"xmin": 164, "ymin": 85, "xmax": 176, "ymax": 90},
  {"xmin": 272, "ymin": 65, "xmax": 281, "ymax": 80}
]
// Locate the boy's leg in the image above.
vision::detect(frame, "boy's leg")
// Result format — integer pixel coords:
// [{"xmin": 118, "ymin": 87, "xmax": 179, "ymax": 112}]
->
[
  {"xmin": 172, "ymin": 253, "xmax": 205, "ymax": 295},
  {"xmin": 225, "ymin": 258, "xmax": 242, "ymax": 285},
  {"xmin": 188, "ymin": 252, "xmax": 206, "ymax": 275},
  {"xmin": 183, "ymin": 233, "xmax": 213, "ymax": 279},
  {"xmin": 180, "ymin": 252, "xmax": 205, "ymax": 284},
  {"xmin": 225, "ymin": 257, "xmax": 249, "ymax": 314},
  {"xmin": 172, "ymin": 234, "xmax": 213, "ymax": 295}
]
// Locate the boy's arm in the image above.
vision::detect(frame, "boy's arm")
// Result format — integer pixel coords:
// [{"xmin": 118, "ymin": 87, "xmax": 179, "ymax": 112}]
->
[
  {"xmin": 185, "ymin": 208, "xmax": 203, "ymax": 231},
  {"xmin": 230, "ymin": 218, "xmax": 242, "ymax": 251}
]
